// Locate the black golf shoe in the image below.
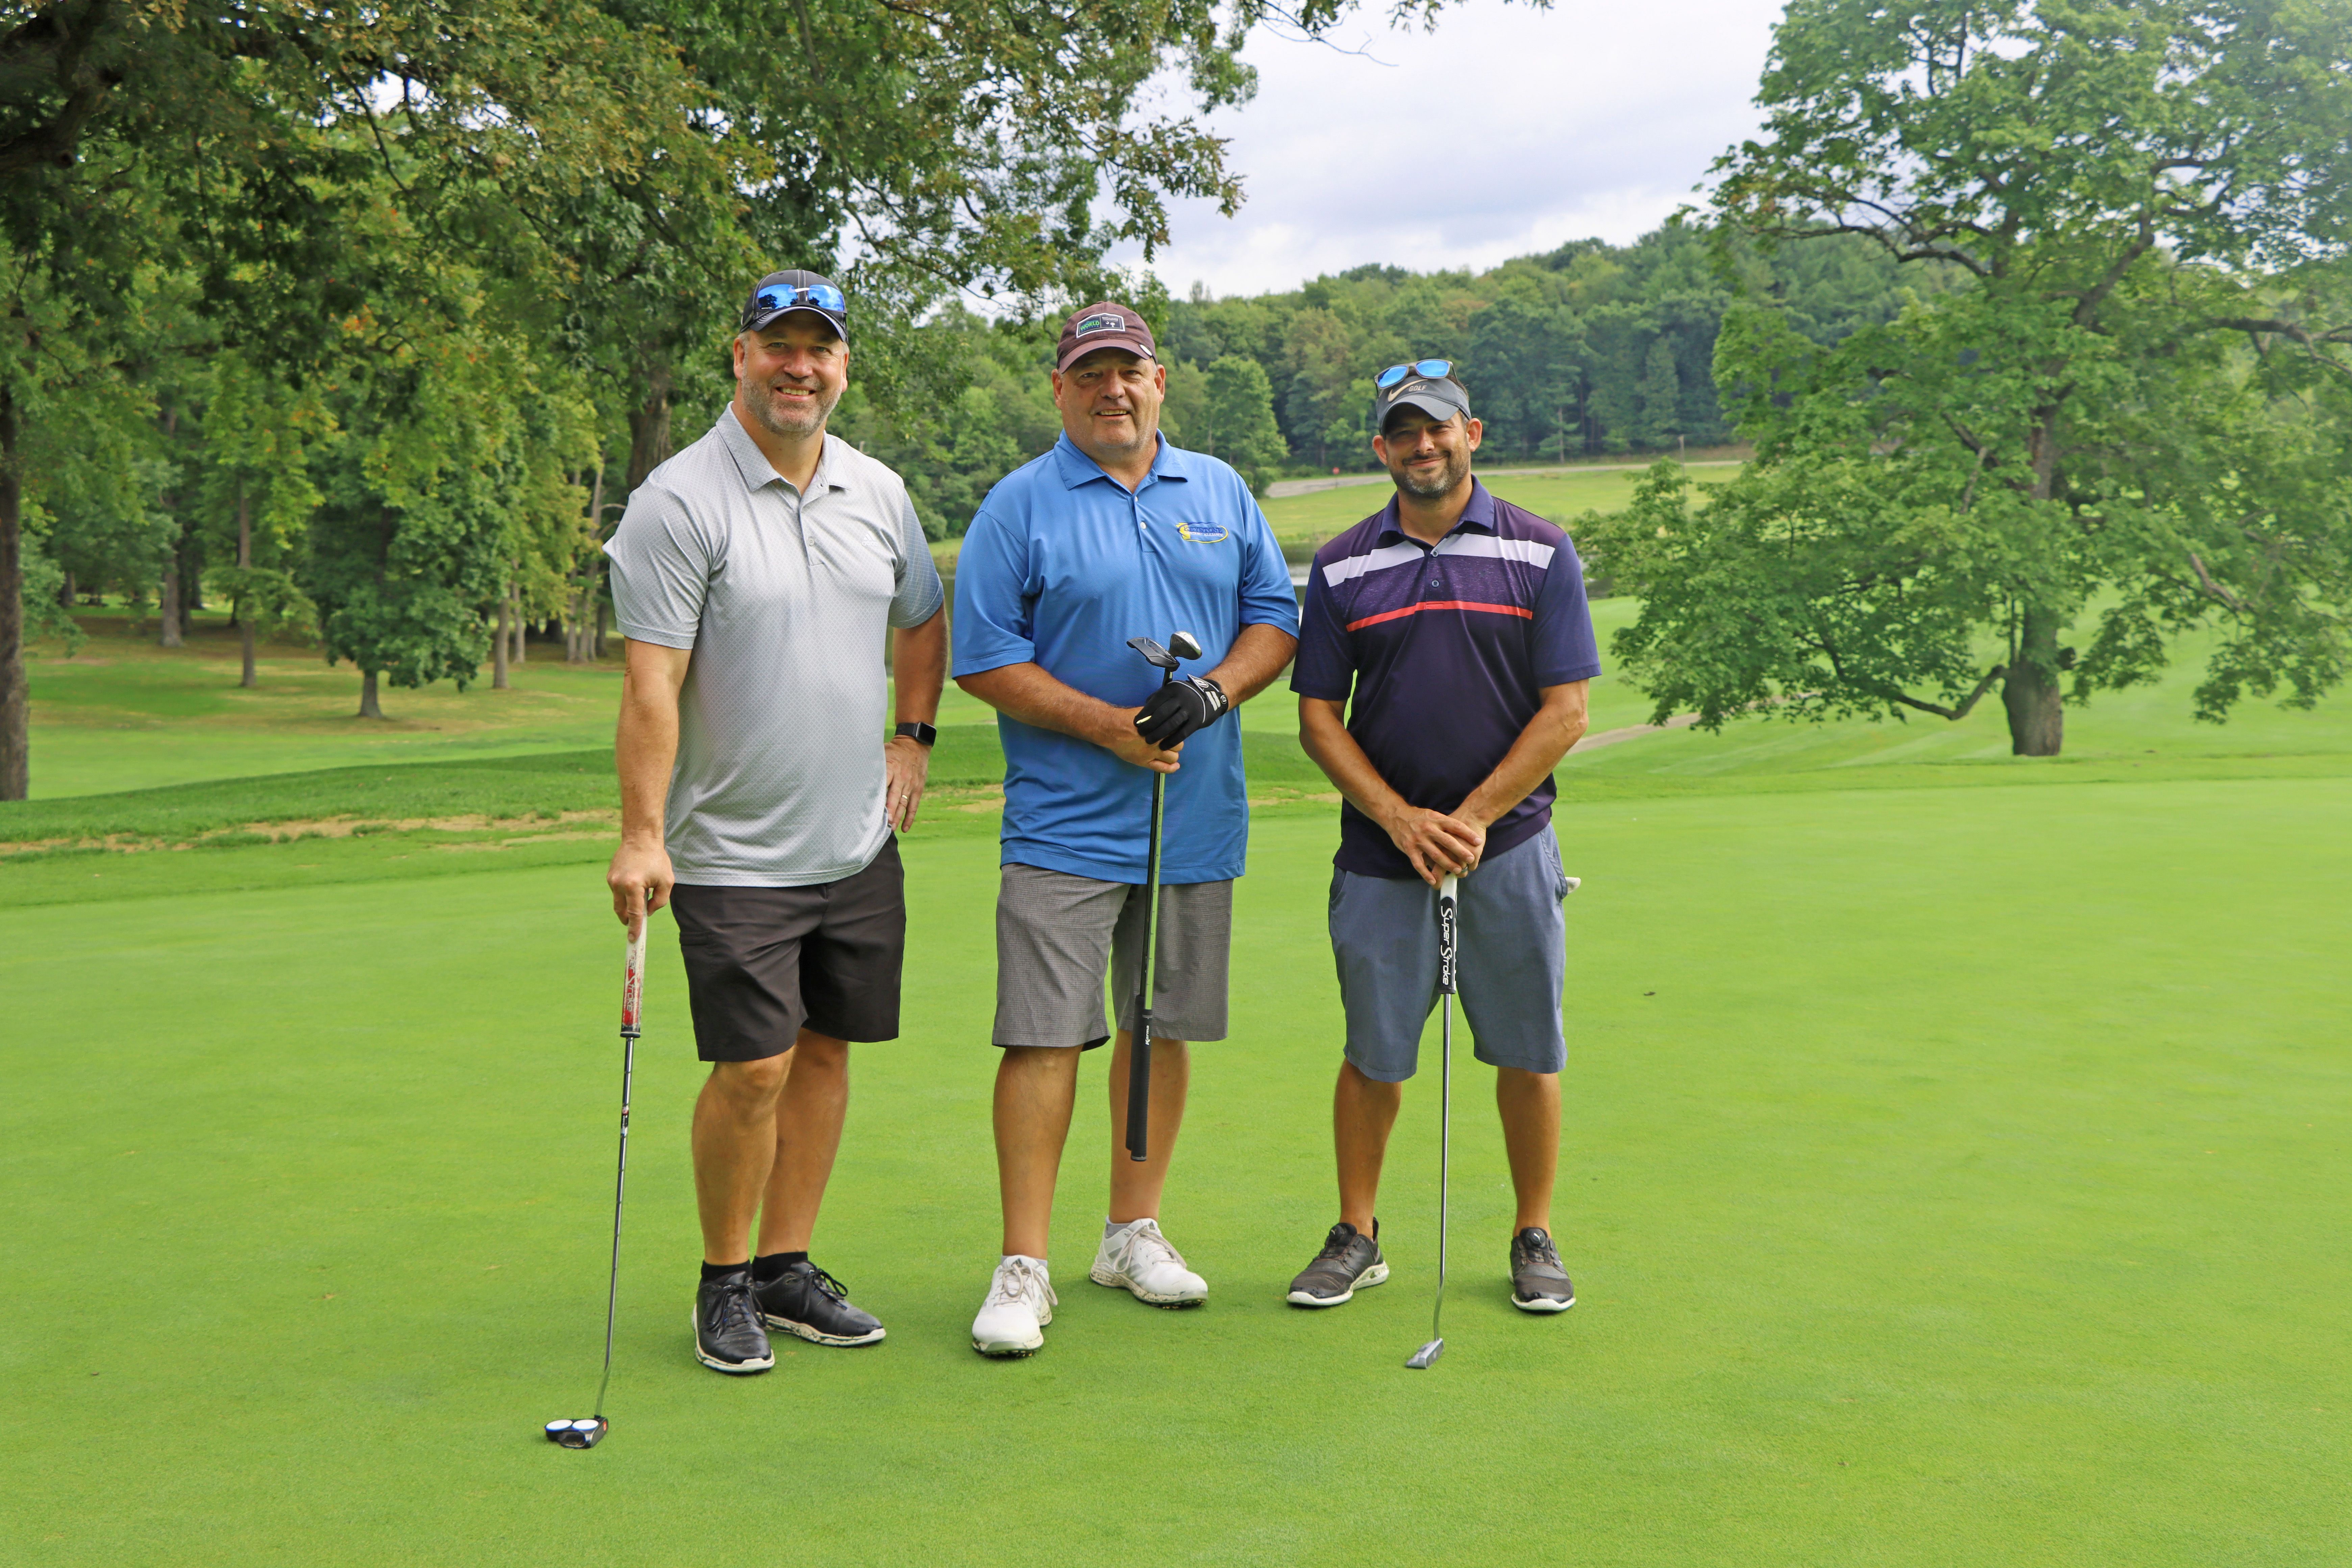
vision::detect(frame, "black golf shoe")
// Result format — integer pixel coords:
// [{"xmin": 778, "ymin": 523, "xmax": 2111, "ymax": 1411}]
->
[
  {"xmin": 756, "ymin": 1260, "xmax": 886, "ymax": 1347},
  {"xmin": 693, "ymin": 1267, "xmax": 775, "ymax": 1374},
  {"xmin": 1285, "ymin": 1220, "xmax": 1390, "ymax": 1307},
  {"xmin": 1509, "ymin": 1227, "xmax": 1575, "ymax": 1313}
]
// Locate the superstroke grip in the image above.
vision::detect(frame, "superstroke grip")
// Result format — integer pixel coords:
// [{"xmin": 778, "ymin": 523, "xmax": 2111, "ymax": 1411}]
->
[
  {"xmin": 621, "ymin": 924, "xmax": 646, "ymax": 1038},
  {"xmin": 1437, "ymin": 875, "xmax": 1458, "ymax": 996}
]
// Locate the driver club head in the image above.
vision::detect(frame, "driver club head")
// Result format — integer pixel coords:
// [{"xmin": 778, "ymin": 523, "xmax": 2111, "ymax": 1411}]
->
[
  {"xmin": 1405, "ymin": 1338, "xmax": 1445, "ymax": 1370},
  {"xmin": 545, "ymin": 1416, "xmax": 608, "ymax": 1448},
  {"xmin": 1167, "ymin": 630, "xmax": 1203, "ymax": 662},
  {"xmin": 1126, "ymin": 636, "xmax": 1177, "ymax": 671}
]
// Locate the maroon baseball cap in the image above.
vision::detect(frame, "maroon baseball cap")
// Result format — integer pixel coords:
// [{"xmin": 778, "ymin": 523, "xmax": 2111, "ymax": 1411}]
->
[{"xmin": 1055, "ymin": 301, "xmax": 1156, "ymax": 372}]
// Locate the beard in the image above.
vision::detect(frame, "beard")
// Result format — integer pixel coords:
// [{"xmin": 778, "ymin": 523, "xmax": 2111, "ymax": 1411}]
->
[
  {"xmin": 742, "ymin": 376, "xmax": 842, "ymax": 439},
  {"xmin": 1391, "ymin": 442, "xmax": 1470, "ymax": 499}
]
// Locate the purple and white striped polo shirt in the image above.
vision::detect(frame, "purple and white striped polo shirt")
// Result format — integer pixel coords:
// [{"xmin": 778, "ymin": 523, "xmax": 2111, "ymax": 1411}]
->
[{"xmin": 1291, "ymin": 480, "xmax": 1601, "ymax": 880}]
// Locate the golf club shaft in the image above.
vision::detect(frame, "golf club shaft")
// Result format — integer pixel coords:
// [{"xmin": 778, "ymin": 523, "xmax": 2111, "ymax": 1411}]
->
[
  {"xmin": 1432, "ymin": 875, "xmax": 1458, "ymax": 1346},
  {"xmin": 1125, "ymin": 766, "xmax": 1164, "ymax": 1162},
  {"xmin": 595, "ymin": 923, "xmax": 645, "ymax": 1416}
]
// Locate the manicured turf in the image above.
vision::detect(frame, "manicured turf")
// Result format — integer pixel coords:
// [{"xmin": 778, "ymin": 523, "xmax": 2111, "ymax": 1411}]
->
[
  {"xmin": 5, "ymin": 764, "xmax": 2349, "ymax": 1564},
  {"xmin": 9, "ymin": 572, "xmax": 2349, "ymax": 1562},
  {"xmin": 21, "ymin": 613, "xmax": 628, "ymax": 798}
]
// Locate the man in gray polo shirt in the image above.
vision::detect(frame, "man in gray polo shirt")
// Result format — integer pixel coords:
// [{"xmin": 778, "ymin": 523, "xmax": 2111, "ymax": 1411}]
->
[{"xmin": 605, "ymin": 269, "xmax": 946, "ymax": 1376}]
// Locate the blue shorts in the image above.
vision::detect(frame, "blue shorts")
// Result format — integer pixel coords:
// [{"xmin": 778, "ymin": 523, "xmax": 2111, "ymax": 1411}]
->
[{"xmin": 1327, "ymin": 829, "xmax": 1572, "ymax": 1082}]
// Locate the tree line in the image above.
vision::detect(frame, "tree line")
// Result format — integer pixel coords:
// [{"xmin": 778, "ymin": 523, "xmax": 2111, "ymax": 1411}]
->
[{"xmin": 5, "ymin": 0, "xmax": 2346, "ymax": 789}]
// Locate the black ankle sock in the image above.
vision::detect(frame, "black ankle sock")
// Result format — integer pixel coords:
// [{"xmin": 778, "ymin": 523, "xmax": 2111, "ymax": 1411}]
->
[
  {"xmin": 701, "ymin": 1259, "xmax": 749, "ymax": 1284},
  {"xmin": 752, "ymin": 1251, "xmax": 808, "ymax": 1284}
]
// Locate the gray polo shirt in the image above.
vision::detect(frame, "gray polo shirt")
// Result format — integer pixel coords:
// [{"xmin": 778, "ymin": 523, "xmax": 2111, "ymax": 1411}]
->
[{"xmin": 605, "ymin": 407, "xmax": 944, "ymax": 886}]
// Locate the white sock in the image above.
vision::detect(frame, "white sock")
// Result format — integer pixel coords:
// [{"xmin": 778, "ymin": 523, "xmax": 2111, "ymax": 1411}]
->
[
  {"xmin": 1104, "ymin": 1216, "xmax": 1151, "ymax": 1239},
  {"xmin": 1001, "ymin": 1253, "xmax": 1048, "ymax": 1271}
]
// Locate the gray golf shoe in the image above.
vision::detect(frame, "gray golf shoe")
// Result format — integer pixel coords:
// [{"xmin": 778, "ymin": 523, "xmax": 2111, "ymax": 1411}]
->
[
  {"xmin": 1509, "ymin": 1227, "xmax": 1575, "ymax": 1312},
  {"xmin": 1285, "ymin": 1220, "xmax": 1389, "ymax": 1307}
]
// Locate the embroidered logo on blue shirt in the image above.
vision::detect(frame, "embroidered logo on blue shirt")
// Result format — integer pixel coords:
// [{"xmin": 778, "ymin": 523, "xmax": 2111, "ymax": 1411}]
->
[{"xmin": 1175, "ymin": 519, "xmax": 1230, "ymax": 544}]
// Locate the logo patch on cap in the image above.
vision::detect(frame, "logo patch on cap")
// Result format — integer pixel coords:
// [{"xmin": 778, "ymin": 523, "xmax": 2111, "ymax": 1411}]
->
[{"xmin": 1073, "ymin": 314, "xmax": 1127, "ymax": 338}]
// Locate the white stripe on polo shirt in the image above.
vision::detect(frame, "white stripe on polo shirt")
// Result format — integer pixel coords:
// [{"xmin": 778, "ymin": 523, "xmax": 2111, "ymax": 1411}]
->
[
  {"xmin": 1321, "ymin": 540, "xmax": 1424, "ymax": 587},
  {"xmin": 1320, "ymin": 531, "xmax": 1555, "ymax": 587},
  {"xmin": 1437, "ymin": 534, "xmax": 1555, "ymax": 568}
]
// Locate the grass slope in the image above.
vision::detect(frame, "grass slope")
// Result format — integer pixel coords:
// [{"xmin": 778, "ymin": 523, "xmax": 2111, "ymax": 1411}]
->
[
  {"xmin": 4, "ymin": 786, "xmax": 2348, "ymax": 1566},
  {"xmin": 22, "ymin": 613, "xmax": 627, "ymax": 798}
]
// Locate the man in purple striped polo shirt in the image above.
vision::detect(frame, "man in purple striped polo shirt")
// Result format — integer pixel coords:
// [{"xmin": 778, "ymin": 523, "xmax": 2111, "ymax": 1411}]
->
[{"xmin": 1285, "ymin": 363, "xmax": 1598, "ymax": 1316}]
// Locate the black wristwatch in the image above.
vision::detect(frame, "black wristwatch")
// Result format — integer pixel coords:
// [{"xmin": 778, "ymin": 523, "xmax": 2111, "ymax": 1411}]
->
[{"xmin": 893, "ymin": 721, "xmax": 937, "ymax": 747}]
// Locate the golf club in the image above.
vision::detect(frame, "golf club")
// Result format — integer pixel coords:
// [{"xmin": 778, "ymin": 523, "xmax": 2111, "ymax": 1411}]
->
[
  {"xmin": 1122, "ymin": 629, "xmax": 1202, "ymax": 1162},
  {"xmin": 1406, "ymin": 872, "xmax": 1460, "ymax": 1370},
  {"xmin": 545, "ymin": 919, "xmax": 645, "ymax": 1449},
  {"xmin": 1402, "ymin": 872, "xmax": 1578, "ymax": 1369}
]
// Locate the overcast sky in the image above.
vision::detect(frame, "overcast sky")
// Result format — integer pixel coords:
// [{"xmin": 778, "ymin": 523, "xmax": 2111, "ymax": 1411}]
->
[{"xmin": 1107, "ymin": 0, "xmax": 1791, "ymax": 299}]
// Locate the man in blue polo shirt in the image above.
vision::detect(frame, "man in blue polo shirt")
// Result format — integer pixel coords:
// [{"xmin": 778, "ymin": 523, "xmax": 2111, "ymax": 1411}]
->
[
  {"xmin": 952, "ymin": 301, "xmax": 1299, "ymax": 1357},
  {"xmin": 1286, "ymin": 363, "xmax": 1598, "ymax": 1316}
]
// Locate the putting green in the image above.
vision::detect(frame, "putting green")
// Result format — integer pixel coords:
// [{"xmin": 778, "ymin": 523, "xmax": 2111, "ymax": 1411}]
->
[{"xmin": 4, "ymin": 775, "xmax": 2347, "ymax": 1564}]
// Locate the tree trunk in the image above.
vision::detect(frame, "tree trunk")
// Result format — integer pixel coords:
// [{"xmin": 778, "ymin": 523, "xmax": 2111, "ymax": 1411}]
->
[
  {"xmin": 624, "ymin": 362, "xmax": 672, "ymax": 495},
  {"xmin": 595, "ymin": 595, "xmax": 609, "ymax": 661},
  {"xmin": 358, "ymin": 668, "xmax": 383, "ymax": 719},
  {"xmin": 2002, "ymin": 605, "xmax": 2065, "ymax": 756},
  {"xmin": 58, "ymin": 568, "xmax": 74, "ymax": 608},
  {"xmin": 0, "ymin": 383, "xmax": 26, "ymax": 800},
  {"xmin": 493, "ymin": 583, "xmax": 510, "ymax": 689},
  {"xmin": 180, "ymin": 531, "xmax": 203, "ymax": 611},
  {"xmin": 509, "ymin": 580, "xmax": 526, "ymax": 666},
  {"xmin": 158, "ymin": 549, "xmax": 183, "ymax": 647},
  {"xmin": 236, "ymin": 482, "xmax": 256, "ymax": 689}
]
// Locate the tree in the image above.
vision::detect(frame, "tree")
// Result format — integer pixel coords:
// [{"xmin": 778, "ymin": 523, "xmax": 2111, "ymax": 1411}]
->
[
  {"xmin": 0, "ymin": 0, "xmax": 690, "ymax": 794},
  {"xmin": 1591, "ymin": 0, "xmax": 2352, "ymax": 756},
  {"xmin": 1202, "ymin": 354, "xmax": 1287, "ymax": 495}
]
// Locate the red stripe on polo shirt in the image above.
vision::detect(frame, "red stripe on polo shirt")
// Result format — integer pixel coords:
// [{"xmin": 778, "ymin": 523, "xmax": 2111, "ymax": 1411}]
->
[{"xmin": 1344, "ymin": 599, "xmax": 1535, "ymax": 632}]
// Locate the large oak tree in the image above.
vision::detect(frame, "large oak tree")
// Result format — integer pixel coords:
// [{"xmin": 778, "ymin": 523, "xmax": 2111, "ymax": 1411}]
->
[{"xmin": 1592, "ymin": 0, "xmax": 2352, "ymax": 755}]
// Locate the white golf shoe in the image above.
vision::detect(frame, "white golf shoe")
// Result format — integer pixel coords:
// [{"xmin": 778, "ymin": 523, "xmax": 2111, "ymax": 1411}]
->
[
  {"xmin": 971, "ymin": 1256, "xmax": 1056, "ymax": 1357},
  {"xmin": 1089, "ymin": 1218, "xmax": 1208, "ymax": 1307}
]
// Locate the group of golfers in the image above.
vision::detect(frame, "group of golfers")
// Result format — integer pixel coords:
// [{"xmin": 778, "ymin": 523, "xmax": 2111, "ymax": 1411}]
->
[{"xmin": 604, "ymin": 270, "xmax": 1598, "ymax": 1372}]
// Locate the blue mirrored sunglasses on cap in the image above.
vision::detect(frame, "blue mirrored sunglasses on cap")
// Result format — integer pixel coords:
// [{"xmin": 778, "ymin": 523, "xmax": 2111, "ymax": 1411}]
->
[
  {"xmin": 1376, "ymin": 359, "xmax": 1453, "ymax": 390},
  {"xmin": 749, "ymin": 282, "xmax": 847, "ymax": 320}
]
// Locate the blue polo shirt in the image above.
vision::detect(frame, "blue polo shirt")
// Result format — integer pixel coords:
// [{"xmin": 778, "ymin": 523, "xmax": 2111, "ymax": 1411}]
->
[
  {"xmin": 953, "ymin": 434, "xmax": 1300, "ymax": 884},
  {"xmin": 1291, "ymin": 481, "xmax": 1601, "ymax": 880}
]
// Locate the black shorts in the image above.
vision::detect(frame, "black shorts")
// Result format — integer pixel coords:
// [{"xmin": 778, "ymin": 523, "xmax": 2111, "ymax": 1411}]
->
[{"xmin": 669, "ymin": 838, "xmax": 906, "ymax": 1062}]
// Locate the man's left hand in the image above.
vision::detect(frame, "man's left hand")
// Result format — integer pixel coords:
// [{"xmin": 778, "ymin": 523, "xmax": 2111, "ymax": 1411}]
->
[
  {"xmin": 1134, "ymin": 676, "xmax": 1229, "ymax": 747},
  {"xmin": 885, "ymin": 735, "xmax": 931, "ymax": 830}
]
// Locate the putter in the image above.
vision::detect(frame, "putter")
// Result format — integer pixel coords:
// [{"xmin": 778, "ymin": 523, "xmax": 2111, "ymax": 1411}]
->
[
  {"xmin": 1406, "ymin": 873, "xmax": 1461, "ymax": 1370},
  {"xmin": 545, "ymin": 920, "xmax": 645, "ymax": 1449},
  {"xmin": 1122, "ymin": 629, "xmax": 1203, "ymax": 1162}
]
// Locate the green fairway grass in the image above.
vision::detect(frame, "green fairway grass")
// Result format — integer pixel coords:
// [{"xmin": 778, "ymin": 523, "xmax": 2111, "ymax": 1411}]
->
[
  {"xmin": 1258, "ymin": 461, "xmax": 1735, "ymax": 545},
  {"xmin": 21, "ymin": 613, "xmax": 627, "ymax": 799},
  {"xmin": 8, "ymin": 570, "xmax": 2350, "ymax": 1563},
  {"xmin": 5, "ymin": 778, "xmax": 2348, "ymax": 1565}
]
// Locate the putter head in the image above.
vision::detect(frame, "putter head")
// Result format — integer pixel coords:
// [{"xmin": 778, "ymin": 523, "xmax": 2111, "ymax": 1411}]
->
[
  {"xmin": 1166, "ymin": 630, "xmax": 1203, "ymax": 662},
  {"xmin": 544, "ymin": 1416, "xmax": 607, "ymax": 1448},
  {"xmin": 1405, "ymin": 1339, "xmax": 1445, "ymax": 1370},
  {"xmin": 1127, "ymin": 636, "xmax": 1177, "ymax": 671}
]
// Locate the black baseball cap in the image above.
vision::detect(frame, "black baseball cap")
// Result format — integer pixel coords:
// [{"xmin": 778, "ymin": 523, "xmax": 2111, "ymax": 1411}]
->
[
  {"xmin": 1056, "ymin": 301, "xmax": 1156, "ymax": 372},
  {"xmin": 740, "ymin": 269, "xmax": 848, "ymax": 340},
  {"xmin": 1374, "ymin": 371, "xmax": 1472, "ymax": 432}
]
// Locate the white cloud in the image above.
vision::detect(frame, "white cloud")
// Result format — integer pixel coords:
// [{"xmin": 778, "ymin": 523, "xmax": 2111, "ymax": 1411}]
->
[{"xmin": 1109, "ymin": 0, "xmax": 1790, "ymax": 298}]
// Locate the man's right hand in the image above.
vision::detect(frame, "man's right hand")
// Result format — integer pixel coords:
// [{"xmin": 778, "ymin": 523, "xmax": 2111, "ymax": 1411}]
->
[
  {"xmin": 608, "ymin": 838, "xmax": 677, "ymax": 932},
  {"xmin": 1106, "ymin": 710, "xmax": 1183, "ymax": 773},
  {"xmin": 1382, "ymin": 806, "xmax": 1484, "ymax": 887}
]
